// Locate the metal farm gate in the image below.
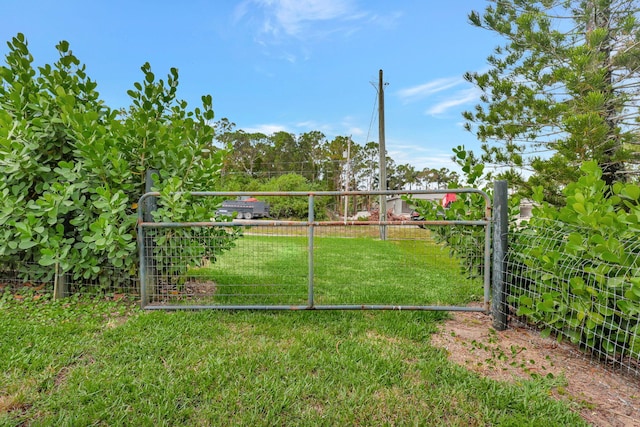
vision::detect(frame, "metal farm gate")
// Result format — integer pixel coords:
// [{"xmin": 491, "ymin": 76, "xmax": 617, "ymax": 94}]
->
[{"xmin": 137, "ymin": 189, "xmax": 493, "ymax": 312}]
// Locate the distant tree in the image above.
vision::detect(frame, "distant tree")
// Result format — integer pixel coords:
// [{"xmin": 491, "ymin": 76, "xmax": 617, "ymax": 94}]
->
[
  {"xmin": 417, "ymin": 168, "xmax": 431, "ymax": 189},
  {"xmin": 297, "ymin": 131, "xmax": 327, "ymax": 182},
  {"xmin": 395, "ymin": 164, "xmax": 419, "ymax": 190},
  {"xmin": 218, "ymin": 129, "xmax": 269, "ymax": 177},
  {"xmin": 266, "ymin": 131, "xmax": 296, "ymax": 175},
  {"xmin": 464, "ymin": 0, "xmax": 640, "ymax": 202},
  {"xmin": 321, "ymin": 135, "xmax": 351, "ymax": 192},
  {"xmin": 351, "ymin": 141, "xmax": 379, "ymax": 192},
  {"xmin": 421, "ymin": 167, "xmax": 457, "ymax": 189},
  {"xmin": 257, "ymin": 174, "xmax": 328, "ymax": 219},
  {"xmin": 384, "ymin": 157, "xmax": 402, "ymax": 190}
]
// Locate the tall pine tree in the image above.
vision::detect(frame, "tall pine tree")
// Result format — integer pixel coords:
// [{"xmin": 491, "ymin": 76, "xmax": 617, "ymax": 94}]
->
[{"xmin": 464, "ymin": 0, "xmax": 640, "ymax": 203}]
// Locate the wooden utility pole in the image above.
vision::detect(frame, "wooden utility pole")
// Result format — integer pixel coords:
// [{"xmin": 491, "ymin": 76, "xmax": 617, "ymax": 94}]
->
[{"xmin": 378, "ymin": 69, "xmax": 387, "ymax": 240}]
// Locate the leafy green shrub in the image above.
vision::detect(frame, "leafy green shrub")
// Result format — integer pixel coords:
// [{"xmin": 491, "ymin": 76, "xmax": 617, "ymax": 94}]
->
[
  {"xmin": 408, "ymin": 146, "xmax": 519, "ymax": 279},
  {"xmin": 148, "ymin": 177, "xmax": 241, "ymax": 282},
  {"xmin": 510, "ymin": 161, "xmax": 640, "ymax": 359},
  {"xmin": 411, "ymin": 143, "xmax": 640, "ymax": 361},
  {"xmin": 0, "ymin": 33, "xmax": 234, "ymax": 288}
]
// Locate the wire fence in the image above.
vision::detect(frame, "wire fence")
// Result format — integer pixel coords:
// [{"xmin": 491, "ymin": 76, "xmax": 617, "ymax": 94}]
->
[
  {"xmin": 501, "ymin": 219, "xmax": 640, "ymax": 376},
  {"xmin": 0, "ymin": 223, "xmax": 487, "ymax": 311},
  {"xmin": 136, "ymin": 189, "xmax": 491, "ymax": 310},
  {"xmin": 0, "ymin": 263, "xmax": 139, "ymax": 299}
]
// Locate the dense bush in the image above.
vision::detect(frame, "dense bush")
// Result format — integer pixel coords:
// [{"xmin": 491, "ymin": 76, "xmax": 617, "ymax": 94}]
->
[
  {"xmin": 0, "ymin": 33, "xmax": 234, "ymax": 288},
  {"xmin": 510, "ymin": 161, "xmax": 640, "ymax": 359},
  {"xmin": 409, "ymin": 146, "xmax": 518, "ymax": 279},
  {"xmin": 412, "ymin": 146, "xmax": 640, "ymax": 360}
]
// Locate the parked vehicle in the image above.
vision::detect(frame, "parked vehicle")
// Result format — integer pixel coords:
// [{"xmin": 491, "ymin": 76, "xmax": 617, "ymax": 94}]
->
[{"xmin": 215, "ymin": 198, "xmax": 270, "ymax": 219}]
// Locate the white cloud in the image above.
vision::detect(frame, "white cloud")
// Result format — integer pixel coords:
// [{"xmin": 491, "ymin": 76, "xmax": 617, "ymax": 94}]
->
[
  {"xmin": 366, "ymin": 11, "xmax": 403, "ymax": 30},
  {"xmin": 347, "ymin": 126, "xmax": 365, "ymax": 137},
  {"xmin": 396, "ymin": 77, "xmax": 463, "ymax": 103},
  {"xmin": 295, "ymin": 120, "xmax": 319, "ymax": 128},
  {"xmin": 293, "ymin": 120, "xmax": 335, "ymax": 136},
  {"xmin": 266, "ymin": 0, "xmax": 357, "ymax": 36},
  {"xmin": 245, "ymin": 120, "xmax": 355, "ymax": 138},
  {"xmin": 232, "ymin": 1, "xmax": 403, "ymax": 65},
  {"xmin": 425, "ymin": 87, "xmax": 481, "ymax": 116},
  {"xmin": 234, "ymin": 0, "xmax": 397, "ymax": 42},
  {"xmin": 390, "ymin": 148, "xmax": 458, "ymax": 172},
  {"xmin": 293, "ymin": 116, "xmax": 366, "ymax": 139},
  {"xmin": 387, "ymin": 141, "xmax": 455, "ymax": 170},
  {"xmin": 233, "ymin": 0, "xmax": 358, "ymax": 39}
]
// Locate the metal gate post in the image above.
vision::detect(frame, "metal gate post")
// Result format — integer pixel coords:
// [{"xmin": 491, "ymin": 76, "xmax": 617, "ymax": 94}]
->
[
  {"xmin": 139, "ymin": 170, "xmax": 159, "ymax": 308},
  {"xmin": 492, "ymin": 181, "xmax": 509, "ymax": 330},
  {"xmin": 138, "ymin": 219, "xmax": 148, "ymax": 307}
]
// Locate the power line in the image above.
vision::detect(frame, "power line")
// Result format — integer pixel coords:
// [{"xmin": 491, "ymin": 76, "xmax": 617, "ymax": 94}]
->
[{"xmin": 365, "ymin": 85, "xmax": 378, "ymax": 145}]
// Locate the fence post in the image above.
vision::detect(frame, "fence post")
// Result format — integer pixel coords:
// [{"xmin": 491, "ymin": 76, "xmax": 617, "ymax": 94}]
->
[
  {"xmin": 141, "ymin": 169, "xmax": 158, "ymax": 307},
  {"xmin": 144, "ymin": 169, "xmax": 158, "ymax": 222},
  {"xmin": 53, "ymin": 262, "xmax": 67, "ymax": 299},
  {"xmin": 492, "ymin": 180, "xmax": 509, "ymax": 331}
]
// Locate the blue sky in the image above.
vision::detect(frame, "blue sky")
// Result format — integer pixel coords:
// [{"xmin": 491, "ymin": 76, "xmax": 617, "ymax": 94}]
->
[{"xmin": 1, "ymin": 0, "xmax": 500, "ymax": 172}]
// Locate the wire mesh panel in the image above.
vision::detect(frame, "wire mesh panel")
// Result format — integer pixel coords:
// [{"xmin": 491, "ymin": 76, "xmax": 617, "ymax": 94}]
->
[
  {"xmin": 140, "ymin": 222, "xmax": 487, "ymax": 310},
  {"xmin": 141, "ymin": 224, "xmax": 310, "ymax": 307},
  {"xmin": 138, "ymin": 190, "xmax": 491, "ymax": 311},
  {"xmin": 309, "ymin": 223, "xmax": 486, "ymax": 307},
  {"xmin": 0, "ymin": 264, "xmax": 138, "ymax": 298},
  {"xmin": 503, "ymin": 220, "xmax": 640, "ymax": 376}
]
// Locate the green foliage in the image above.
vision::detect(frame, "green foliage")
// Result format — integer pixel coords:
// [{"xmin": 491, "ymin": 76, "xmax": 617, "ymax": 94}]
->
[
  {"xmin": 409, "ymin": 146, "xmax": 520, "ymax": 279},
  {"xmin": 510, "ymin": 161, "xmax": 640, "ymax": 358},
  {"xmin": 414, "ymin": 141, "xmax": 640, "ymax": 361},
  {"xmin": 0, "ymin": 33, "xmax": 233, "ymax": 288},
  {"xmin": 216, "ymin": 125, "xmax": 455, "ymax": 202},
  {"xmin": 149, "ymin": 177, "xmax": 240, "ymax": 281},
  {"xmin": 465, "ymin": 0, "xmax": 640, "ymax": 200}
]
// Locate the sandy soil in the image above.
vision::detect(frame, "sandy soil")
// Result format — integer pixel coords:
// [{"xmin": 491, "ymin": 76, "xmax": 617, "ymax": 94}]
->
[{"xmin": 430, "ymin": 309, "xmax": 640, "ymax": 427}]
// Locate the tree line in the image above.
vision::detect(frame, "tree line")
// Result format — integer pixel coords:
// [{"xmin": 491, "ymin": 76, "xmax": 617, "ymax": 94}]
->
[{"xmin": 213, "ymin": 119, "xmax": 459, "ymax": 194}]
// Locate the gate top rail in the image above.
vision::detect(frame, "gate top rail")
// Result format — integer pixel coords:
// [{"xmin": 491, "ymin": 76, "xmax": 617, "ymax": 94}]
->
[
  {"xmin": 140, "ymin": 219, "xmax": 491, "ymax": 228},
  {"xmin": 137, "ymin": 188, "xmax": 492, "ymax": 223}
]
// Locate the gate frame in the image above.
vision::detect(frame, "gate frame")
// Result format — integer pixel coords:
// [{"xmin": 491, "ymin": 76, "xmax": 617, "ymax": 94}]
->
[{"xmin": 137, "ymin": 189, "xmax": 493, "ymax": 312}]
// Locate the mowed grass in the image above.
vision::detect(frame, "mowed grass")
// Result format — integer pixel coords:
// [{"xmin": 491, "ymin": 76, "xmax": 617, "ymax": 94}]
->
[
  {"xmin": 185, "ymin": 232, "xmax": 483, "ymax": 306},
  {"xmin": 0, "ymin": 294, "xmax": 587, "ymax": 426},
  {"xmin": 1, "ymin": 232, "xmax": 587, "ymax": 425}
]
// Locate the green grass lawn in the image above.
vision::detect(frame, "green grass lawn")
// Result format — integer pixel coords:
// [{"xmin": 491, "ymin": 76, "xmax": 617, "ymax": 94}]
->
[
  {"xmin": 1, "ymin": 293, "xmax": 588, "ymax": 426},
  {"xmin": 173, "ymin": 232, "xmax": 484, "ymax": 307},
  {"xmin": 1, "ymin": 231, "xmax": 587, "ymax": 425}
]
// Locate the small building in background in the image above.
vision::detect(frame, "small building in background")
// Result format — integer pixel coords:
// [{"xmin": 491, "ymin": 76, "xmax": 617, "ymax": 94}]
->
[{"xmin": 386, "ymin": 193, "xmax": 443, "ymax": 218}]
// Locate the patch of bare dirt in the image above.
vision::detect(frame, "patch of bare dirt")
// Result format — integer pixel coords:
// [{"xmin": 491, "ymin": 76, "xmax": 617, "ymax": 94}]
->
[
  {"xmin": 431, "ymin": 309, "xmax": 640, "ymax": 427},
  {"xmin": 156, "ymin": 280, "xmax": 217, "ymax": 298}
]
